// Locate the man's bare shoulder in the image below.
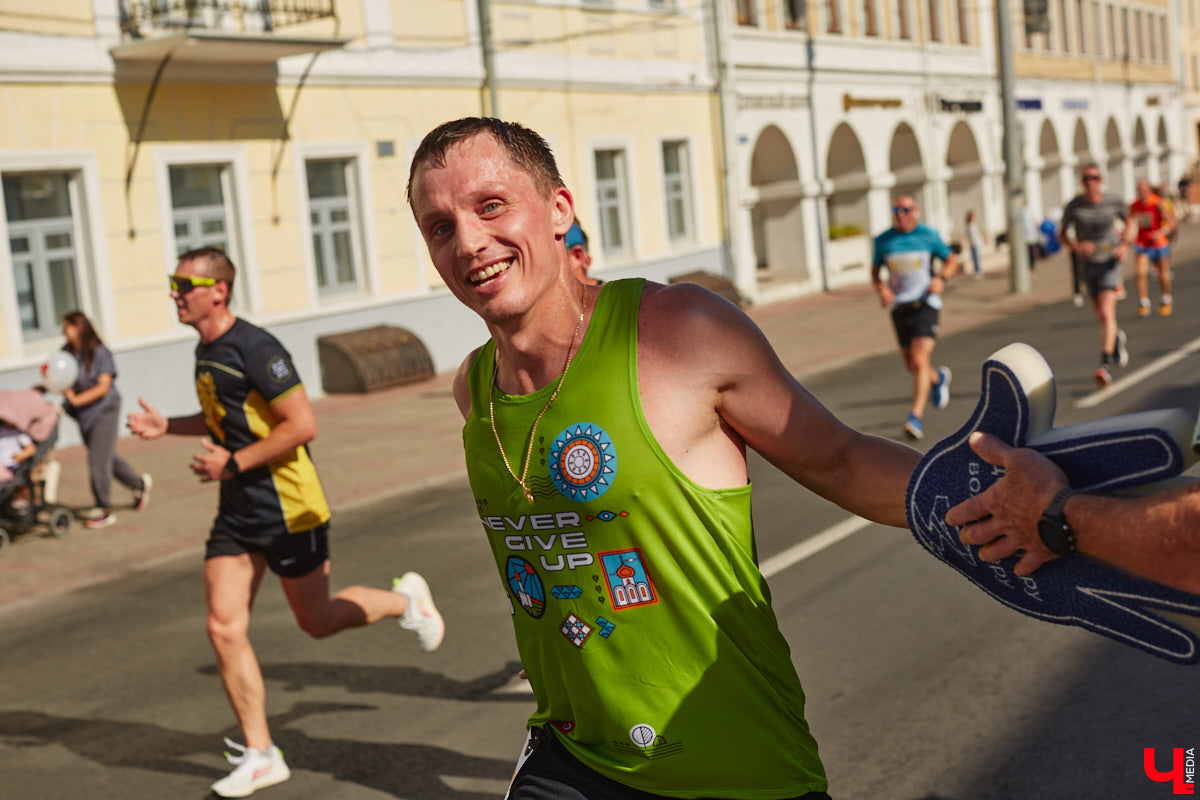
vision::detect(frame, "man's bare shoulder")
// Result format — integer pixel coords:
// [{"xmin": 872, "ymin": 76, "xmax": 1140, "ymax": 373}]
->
[
  {"xmin": 636, "ymin": 280, "xmax": 774, "ymax": 392},
  {"xmin": 451, "ymin": 345, "xmax": 486, "ymax": 419},
  {"xmin": 637, "ymin": 280, "xmax": 748, "ymax": 344}
]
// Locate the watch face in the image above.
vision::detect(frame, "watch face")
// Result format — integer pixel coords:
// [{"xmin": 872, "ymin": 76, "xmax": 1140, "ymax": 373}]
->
[{"xmin": 1038, "ymin": 517, "xmax": 1073, "ymax": 555}]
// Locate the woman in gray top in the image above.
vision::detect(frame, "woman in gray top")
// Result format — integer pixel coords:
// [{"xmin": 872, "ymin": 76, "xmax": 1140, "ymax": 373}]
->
[{"xmin": 60, "ymin": 311, "xmax": 151, "ymax": 529}]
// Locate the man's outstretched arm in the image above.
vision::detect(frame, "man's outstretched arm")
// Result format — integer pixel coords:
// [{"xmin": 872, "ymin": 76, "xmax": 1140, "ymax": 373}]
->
[
  {"xmin": 642, "ymin": 283, "xmax": 920, "ymax": 529},
  {"xmin": 127, "ymin": 398, "xmax": 208, "ymax": 439}
]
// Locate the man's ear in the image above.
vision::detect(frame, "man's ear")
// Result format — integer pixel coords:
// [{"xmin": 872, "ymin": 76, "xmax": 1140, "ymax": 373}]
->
[{"xmin": 552, "ymin": 186, "xmax": 575, "ymax": 239}]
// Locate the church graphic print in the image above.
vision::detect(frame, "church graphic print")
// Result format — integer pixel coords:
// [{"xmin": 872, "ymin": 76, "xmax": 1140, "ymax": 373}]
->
[{"xmin": 600, "ymin": 549, "xmax": 658, "ymax": 610}]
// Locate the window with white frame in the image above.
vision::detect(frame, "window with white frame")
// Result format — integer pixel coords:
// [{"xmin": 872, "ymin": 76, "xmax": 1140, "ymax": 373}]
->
[
  {"xmin": 894, "ymin": 0, "xmax": 913, "ymax": 39},
  {"xmin": 1065, "ymin": 0, "xmax": 1075, "ymax": 51},
  {"xmin": 822, "ymin": 0, "xmax": 843, "ymax": 33},
  {"xmin": 1121, "ymin": 7, "xmax": 1129, "ymax": 58},
  {"xmin": 1159, "ymin": 14, "xmax": 1168, "ymax": 63},
  {"xmin": 1075, "ymin": 0, "xmax": 1086, "ymax": 54},
  {"xmin": 783, "ymin": 0, "xmax": 805, "ymax": 28},
  {"xmin": 1106, "ymin": 2, "xmax": 1116, "ymax": 56},
  {"xmin": 3, "ymin": 172, "xmax": 82, "ymax": 340},
  {"xmin": 1148, "ymin": 10, "xmax": 1157, "ymax": 61},
  {"xmin": 736, "ymin": 0, "xmax": 758, "ymax": 25},
  {"xmin": 1135, "ymin": 9, "xmax": 1143, "ymax": 61},
  {"xmin": 594, "ymin": 149, "xmax": 632, "ymax": 257},
  {"xmin": 305, "ymin": 159, "xmax": 362, "ymax": 295},
  {"xmin": 927, "ymin": 0, "xmax": 941, "ymax": 41},
  {"xmin": 661, "ymin": 140, "xmax": 694, "ymax": 244},
  {"xmin": 863, "ymin": 0, "xmax": 880, "ymax": 36},
  {"xmin": 168, "ymin": 164, "xmax": 231, "ymax": 255}
]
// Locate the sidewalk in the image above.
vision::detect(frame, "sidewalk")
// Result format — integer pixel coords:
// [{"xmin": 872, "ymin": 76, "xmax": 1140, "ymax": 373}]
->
[{"xmin": 0, "ymin": 237, "xmax": 1146, "ymax": 612}]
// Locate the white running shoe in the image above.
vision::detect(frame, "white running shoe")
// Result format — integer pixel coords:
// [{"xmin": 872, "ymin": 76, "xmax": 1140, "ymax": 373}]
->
[
  {"xmin": 134, "ymin": 473, "xmax": 152, "ymax": 511},
  {"xmin": 84, "ymin": 511, "xmax": 117, "ymax": 530},
  {"xmin": 394, "ymin": 572, "xmax": 445, "ymax": 652},
  {"xmin": 1115, "ymin": 329, "xmax": 1129, "ymax": 368},
  {"xmin": 211, "ymin": 739, "xmax": 290, "ymax": 798}
]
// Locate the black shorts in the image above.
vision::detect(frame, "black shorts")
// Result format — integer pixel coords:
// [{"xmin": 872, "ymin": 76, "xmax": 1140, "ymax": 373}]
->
[
  {"xmin": 509, "ymin": 726, "xmax": 832, "ymax": 800},
  {"xmin": 205, "ymin": 520, "xmax": 330, "ymax": 578},
  {"xmin": 890, "ymin": 301, "xmax": 940, "ymax": 348},
  {"xmin": 1082, "ymin": 259, "xmax": 1122, "ymax": 298}
]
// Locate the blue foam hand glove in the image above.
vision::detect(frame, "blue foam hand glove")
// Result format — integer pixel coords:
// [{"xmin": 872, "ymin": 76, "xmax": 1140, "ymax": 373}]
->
[{"xmin": 906, "ymin": 342, "xmax": 1200, "ymax": 665}]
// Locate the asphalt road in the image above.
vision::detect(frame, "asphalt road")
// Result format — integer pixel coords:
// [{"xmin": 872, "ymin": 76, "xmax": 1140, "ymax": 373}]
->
[{"xmin": 1, "ymin": 259, "xmax": 1198, "ymax": 800}]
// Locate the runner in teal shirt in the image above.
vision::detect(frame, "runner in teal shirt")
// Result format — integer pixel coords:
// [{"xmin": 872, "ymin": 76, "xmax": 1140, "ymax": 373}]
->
[{"xmin": 871, "ymin": 197, "xmax": 960, "ymax": 441}]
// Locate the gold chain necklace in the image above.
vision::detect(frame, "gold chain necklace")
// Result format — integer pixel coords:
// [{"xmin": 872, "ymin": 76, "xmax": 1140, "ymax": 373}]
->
[{"xmin": 489, "ymin": 288, "xmax": 587, "ymax": 504}]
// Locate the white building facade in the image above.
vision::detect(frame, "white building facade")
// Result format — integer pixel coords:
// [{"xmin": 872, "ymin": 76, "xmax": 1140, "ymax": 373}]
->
[{"xmin": 722, "ymin": 0, "xmax": 1182, "ymax": 302}]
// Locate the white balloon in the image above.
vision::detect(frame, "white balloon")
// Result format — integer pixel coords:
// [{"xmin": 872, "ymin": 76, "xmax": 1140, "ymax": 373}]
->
[{"xmin": 41, "ymin": 353, "xmax": 79, "ymax": 393}]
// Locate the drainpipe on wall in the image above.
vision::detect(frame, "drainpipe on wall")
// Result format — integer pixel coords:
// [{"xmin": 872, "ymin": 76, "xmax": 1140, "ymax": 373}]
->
[
  {"xmin": 1172, "ymin": 0, "xmax": 1186, "ymax": 179},
  {"xmin": 124, "ymin": 50, "xmax": 173, "ymax": 240},
  {"xmin": 807, "ymin": 35, "xmax": 829, "ymax": 293},
  {"xmin": 478, "ymin": 0, "xmax": 500, "ymax": 117},
  {"xmin": 996, "ymin": 0, "xmax": 1030, "ymax": 293},
  {"xmin": 709, "ymin": 1, "xmax": 744, "ymax": 293}
]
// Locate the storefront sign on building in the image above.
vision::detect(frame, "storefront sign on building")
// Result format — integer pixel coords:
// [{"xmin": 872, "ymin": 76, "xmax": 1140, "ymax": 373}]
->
[
  {"xmin": 737, "ymin": 93, "xmax": 808, "ymax": 111},
  {"xmin": 940, "ymin": 98, "xmax": 983, "ymax": 113},
  {"xmin": 842, "ymin": 93, "xmax": 902, "ymax": 111}
]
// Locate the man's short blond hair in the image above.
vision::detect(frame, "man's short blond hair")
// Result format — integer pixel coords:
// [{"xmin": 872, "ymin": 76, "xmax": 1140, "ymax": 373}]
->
[{"xmin": 178, "ymin": 247, "xmax": 236, "ymax": 302}]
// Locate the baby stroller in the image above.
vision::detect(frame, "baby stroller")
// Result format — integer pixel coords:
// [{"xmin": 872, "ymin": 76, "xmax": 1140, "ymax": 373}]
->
[{"xmin": 0, "ymin": 391, "xmax": 72, "ymax": 555}]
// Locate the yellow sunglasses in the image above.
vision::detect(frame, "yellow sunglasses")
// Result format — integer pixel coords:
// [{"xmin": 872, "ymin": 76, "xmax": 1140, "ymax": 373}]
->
[{"xmin": 169, "ymin": 274, "xmax": 220, "ymax": 294}]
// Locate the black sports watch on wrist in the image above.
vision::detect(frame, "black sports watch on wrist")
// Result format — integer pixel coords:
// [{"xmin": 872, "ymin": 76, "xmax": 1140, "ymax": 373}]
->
[
  {"xmin": 1037, "ymin": 488, "xmax": 1076, "ymax": 555},
  {"xmin": 223, "ymin": 453, "xmax": 240, "ymax": 480}
]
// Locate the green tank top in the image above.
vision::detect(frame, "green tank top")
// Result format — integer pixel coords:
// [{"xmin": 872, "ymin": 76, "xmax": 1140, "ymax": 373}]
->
[{"xmin": 464, "ymin": 279, "xmax": 827, "ymax": 798}]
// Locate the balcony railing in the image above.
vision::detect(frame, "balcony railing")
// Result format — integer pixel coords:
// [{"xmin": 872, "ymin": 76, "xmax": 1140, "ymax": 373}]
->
[{"xmin": 119, "ymin": 0, "xmax": 336, "ymax": 37}]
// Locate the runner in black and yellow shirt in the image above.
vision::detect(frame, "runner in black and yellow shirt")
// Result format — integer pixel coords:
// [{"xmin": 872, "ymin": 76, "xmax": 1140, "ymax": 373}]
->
[
  {"xmin": 129, "ymin": 248, "xmax": 444, "ymax": 799},
  {"xmin": 193, "ymin": 316, "xmax": 329, "ymax": 545}
]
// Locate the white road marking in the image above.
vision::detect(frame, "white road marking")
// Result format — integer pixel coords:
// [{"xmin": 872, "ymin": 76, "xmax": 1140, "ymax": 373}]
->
[
  {"xmin": 1075, "ymin": 335, "xmax": 1200, "ymax": 410},
  {"xmin": 760, "ymin": 515, "xmax": 873, "ymax": 578}
]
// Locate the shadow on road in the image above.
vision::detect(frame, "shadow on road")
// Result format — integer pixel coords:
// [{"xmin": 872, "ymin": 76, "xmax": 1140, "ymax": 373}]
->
[
  {"xmin": 237, "ymin": 658, "xmax": 530, "ymax": 701},
  {"xmin": 0, "ymin": 700, "xmax": 516, "ymax": 799}
]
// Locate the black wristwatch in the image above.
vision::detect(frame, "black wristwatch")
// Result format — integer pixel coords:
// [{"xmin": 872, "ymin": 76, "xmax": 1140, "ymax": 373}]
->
[
  {"xmin": 1037, "ymin": 488, "xmax": 1076, "ymax": 555},
  {"xmin": 223, "ymin": 453, "xmax": 241, "ymax": 480}
]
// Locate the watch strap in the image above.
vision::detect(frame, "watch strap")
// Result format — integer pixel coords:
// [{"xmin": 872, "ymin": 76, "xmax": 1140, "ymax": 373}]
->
[
  {"xmin": 1039, "ymin": 487, "xmax": 1076, "ymax": 555},
  {"xmin": 1043, "ymin": 487, "xmax": 1073, "ymax": 517}
]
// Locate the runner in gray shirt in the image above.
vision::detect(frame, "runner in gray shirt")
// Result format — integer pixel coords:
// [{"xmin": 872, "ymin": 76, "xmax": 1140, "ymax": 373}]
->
[{"xmin": 1059, "ymin": 164, "xmax": 1130, "ymax": 387}]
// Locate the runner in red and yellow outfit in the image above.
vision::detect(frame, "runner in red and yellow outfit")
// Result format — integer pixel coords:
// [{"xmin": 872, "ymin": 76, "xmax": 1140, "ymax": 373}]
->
[{"xmin": 1126, "ymin": 179, "xmax": 1177, "ymax": 317}]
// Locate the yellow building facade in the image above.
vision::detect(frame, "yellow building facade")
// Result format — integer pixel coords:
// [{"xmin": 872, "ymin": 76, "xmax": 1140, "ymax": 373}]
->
[{"xmin": 0, "ymin": 0, "xmax": 723, "ymax": 433}]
